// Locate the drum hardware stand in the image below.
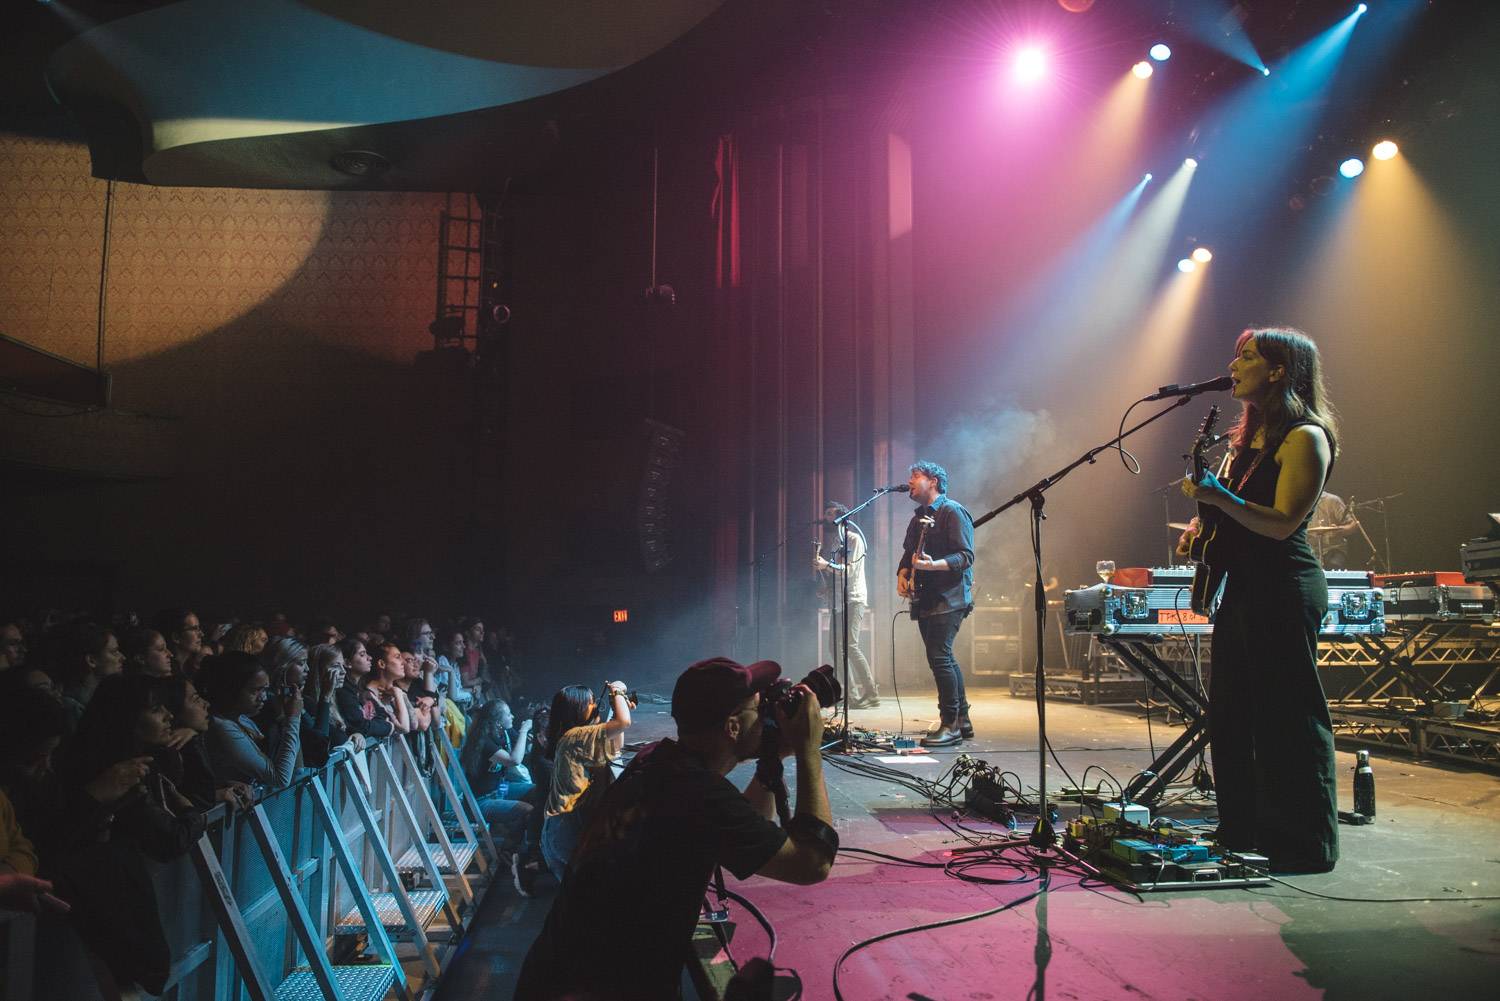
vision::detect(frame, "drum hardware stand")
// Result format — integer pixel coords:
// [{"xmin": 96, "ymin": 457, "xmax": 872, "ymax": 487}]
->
[{"xmin": 974, "ymin": 393, "xmax": 1195, "ymax": 858}]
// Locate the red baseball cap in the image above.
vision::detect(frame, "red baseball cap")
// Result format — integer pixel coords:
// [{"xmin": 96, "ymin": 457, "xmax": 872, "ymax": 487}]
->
[{"xmin": 671, "ymin": 656, "xmax": 781, "ymax": 733}]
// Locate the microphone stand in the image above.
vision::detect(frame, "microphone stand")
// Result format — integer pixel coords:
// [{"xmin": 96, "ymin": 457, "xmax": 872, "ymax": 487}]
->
[
  {"xmin": 828, "ymin": 487, "xmax": 894, "ymax": 754},
  {"xmin": 973, "ymin": 393, "xmax": 1197, "ymax": 857}
]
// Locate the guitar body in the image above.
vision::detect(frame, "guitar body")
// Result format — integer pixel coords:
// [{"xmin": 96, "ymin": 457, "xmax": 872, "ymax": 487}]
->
[
  {"xmin": 1187, "ymin": 513, "xmax": 1226, "ymax": 615},
  {"xmin": 899, "ymin": 515, "xmax": 936, "ymax": 606},
  {"xmin": 814, "ymin": 539, "xmax": 830, "ymax": 600},
  {"xmin": 1184, "ymin": 406, "xmax": 1225, "ymax": 615}
]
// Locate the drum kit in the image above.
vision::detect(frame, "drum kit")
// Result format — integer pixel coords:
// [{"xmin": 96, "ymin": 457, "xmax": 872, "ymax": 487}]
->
[{"xmin": 1165, "ymin": 492, "xmax": 1401, "ymax": 571}]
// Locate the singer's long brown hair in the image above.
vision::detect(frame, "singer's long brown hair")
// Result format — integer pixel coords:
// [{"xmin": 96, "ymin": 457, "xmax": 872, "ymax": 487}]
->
[{"xmin": 1228, "ymin": 327, "xmax": 1339, "ymax": 464}]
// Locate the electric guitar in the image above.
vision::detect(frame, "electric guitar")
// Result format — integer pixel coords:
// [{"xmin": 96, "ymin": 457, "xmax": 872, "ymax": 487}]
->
[
  {"xmin": 1185, "ymin": 406, "xmax": 1224, "ymax": 615},
  {"xmin": 896, "ymin": 514, "xmax": 937, "ymax": 605}
]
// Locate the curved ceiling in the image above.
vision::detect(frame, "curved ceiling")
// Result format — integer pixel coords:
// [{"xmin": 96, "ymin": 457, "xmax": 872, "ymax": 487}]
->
[{"xmin": 45, "ymin": 0, "xmax": 730, "ymax": 189}]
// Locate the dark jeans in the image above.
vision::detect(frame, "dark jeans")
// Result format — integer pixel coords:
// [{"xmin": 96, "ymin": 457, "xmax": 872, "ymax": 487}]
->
[
  {"xmin": 831, "ymin": 599, "xmax": 877, "ymax": 701},
  {"xmin": 917, "ymin": 606, "xmax": 971, "ymax": 724}
]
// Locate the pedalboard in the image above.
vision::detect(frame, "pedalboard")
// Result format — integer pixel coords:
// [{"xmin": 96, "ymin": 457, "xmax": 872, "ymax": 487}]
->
[{"xmin": 1065, "ymin": 816, "xmax": 1270, "ymax": 892}]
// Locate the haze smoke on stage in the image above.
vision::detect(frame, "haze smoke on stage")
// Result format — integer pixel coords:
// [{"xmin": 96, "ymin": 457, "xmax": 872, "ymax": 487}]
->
[{"xmin": 929, "ymin": 403, "xmax": 1058, "ymax": 594}]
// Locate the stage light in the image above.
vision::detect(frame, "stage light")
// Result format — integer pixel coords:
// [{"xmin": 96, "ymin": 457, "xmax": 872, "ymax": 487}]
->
[
  {"xmin": 1013, "ymin": 46, "xmax": 1047, "ymax": 84},
  {"xmin": 1192, "ymin": 247, "xmax": 1213, "ymax": 263},
  {"xmin": 1372, "ymin": 140, "xmax": 1399, "ymax": 160},
  {"xmin": 1177, "ymin": 258, "xmax": 1197, "ymax": 273},
  {"xmin": 1184, "ymin": 157, "xmax": 1198, "ymax": 169},
  {"xmin": 1132, "ymin": 61, "xmax": 1154, "ymax": 79},
  {"xmin": 1339, "ymin": 157, "xmax": 1365, "ymax": 178},
  {"xmin": 1143, "ymin": 172, "xmax": 1153, "ymax": 182},
  {"xmin": 1356, "ymin": 3, "xmax": 1368, "ymax": 14},
  {"xmin": 1261, "ymin": 66, "xmax": 1271, "ymax": 76},
  {"xmin": 1150, "ymin": 44, "xmax": 1172, "ymax": 62}
]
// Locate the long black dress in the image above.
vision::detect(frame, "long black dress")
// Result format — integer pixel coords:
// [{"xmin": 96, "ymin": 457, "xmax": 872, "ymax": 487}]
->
[{"xmin": 1209, "ymin": 422, "xmax": 1339, "ymax": 871}]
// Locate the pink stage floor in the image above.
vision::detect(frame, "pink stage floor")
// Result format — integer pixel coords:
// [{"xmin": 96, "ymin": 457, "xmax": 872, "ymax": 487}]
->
[{"xmin": 436, "ymin": 687, "xmax": 1500, "ymax": 1000}]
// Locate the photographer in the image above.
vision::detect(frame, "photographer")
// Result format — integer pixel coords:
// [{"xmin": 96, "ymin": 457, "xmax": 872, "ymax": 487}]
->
[{"xmin": 514, "ymin": 658, "xmax": 834, "ymax": 1001}]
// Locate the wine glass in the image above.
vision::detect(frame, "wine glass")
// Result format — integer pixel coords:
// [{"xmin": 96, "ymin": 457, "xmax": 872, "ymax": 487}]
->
[{"xmin": 1095, "ymin": 560, "xmax": 1116, "ymax": 584}]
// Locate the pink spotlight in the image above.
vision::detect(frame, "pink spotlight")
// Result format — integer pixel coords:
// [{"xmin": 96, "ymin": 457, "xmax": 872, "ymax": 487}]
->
[{"xmin": 1012, "ymin": 46, "xmax": 1047, "ymax": 84}]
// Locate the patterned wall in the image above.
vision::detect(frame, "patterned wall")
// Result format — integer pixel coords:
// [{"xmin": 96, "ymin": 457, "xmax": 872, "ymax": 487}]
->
[
  {"xmin": 0, "ymin": 137, "xmax": 442, "ymax": 378},
  {"xmin": 0, "ymin": 135, "xmax": 472, "ymax": 617}
]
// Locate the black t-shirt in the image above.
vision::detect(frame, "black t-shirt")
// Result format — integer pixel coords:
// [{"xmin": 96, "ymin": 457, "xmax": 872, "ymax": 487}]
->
[{"xmin": 513, "ymin": 739, "xmax": 789, "ymax": 1001}]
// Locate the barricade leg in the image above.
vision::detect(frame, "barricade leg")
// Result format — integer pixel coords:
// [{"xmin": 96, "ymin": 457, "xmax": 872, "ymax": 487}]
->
[
  {"xmin": 373, "ymin": 742, "xmax": 468, "ymax": 934},
  {"xmin": 333, "ymin": 757, "xmax": 445, "ymax": 980}
]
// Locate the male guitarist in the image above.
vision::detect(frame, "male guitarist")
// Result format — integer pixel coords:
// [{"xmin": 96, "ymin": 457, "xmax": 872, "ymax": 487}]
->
[
  {"xmin": 815, "ymin": 502, "xmax": 880, "ymax": 708},
  {"xmin": 897, "ymin": 461, "xmax": 976, "ymax": 747}
]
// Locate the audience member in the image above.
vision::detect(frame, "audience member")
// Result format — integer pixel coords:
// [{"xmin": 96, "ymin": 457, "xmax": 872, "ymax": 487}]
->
[
  {"xmin": 60, "ymin": 674, "xmax": 207, "ymax": 997},
  {"xmin": 0, "ymin": 688, "xmax": 123, "ymax": 867},
  {"xmin": 459, "ymin": 617, "xmax": 487, "ymax": 692},
  {"xmin": 0, "ymin": 619, "xmax": 27, "ymax": 671},
  {"xmin": 539, "ymin": 681, "xmax": 632, "ymax": 882},
  {"xmin": 122, "ymin": 627, "xmax": 174, "ymax": 677},
  {"xmin": 366, "ymin": 641, "xmax": 413, "ymax": 735},
  {"xmin": 222, "ymin": 623, "xmax": 269, "ymax": 656},
  {"xmin": 335, "ymin": 638, "xmax": 398, "ymax": 739},
  {"xmin": 309, "ymin": 643, "xmax": 362, "ymax": 751},
  {"xmin": 56, "ymin": 624, "xmax": 124, "ymax": 724},
  {"xmin": 515, "ymin": 659, "xmax": 834, "ymax": 1001},
  {"xmin": 433, "ymin": 625, "xmax": 474, "ymax": 707},
  {"xmin": 513, "ymin": 704, "xmax": 552, "ymax": 895},
  {"xmin": 198, "ymin": 652, "xmax": 301, "ymax": 788},
  {"xmin": 152, "ymin": 608, "xmax": 205, "ymax": 676},
  {"xmin": 397, "ymin": 651, "xmax": 440, "ymax": 733},
  {"xmin": 460, "ymin": 700, "xmax": 534, "ymax": 857},
  {"xmin": 260, "ymin": 636, "xmax": 347, "ymax": 767},
  {"xmin": 155, "ymin": 675, "xmax": 254, "ymax": 812},
  {"xmin": 306, "ymin": 617, "xmax": 342, "ymax": 648}
]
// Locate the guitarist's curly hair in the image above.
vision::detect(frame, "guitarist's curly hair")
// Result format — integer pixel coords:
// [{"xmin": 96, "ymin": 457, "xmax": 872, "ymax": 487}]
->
[{"xmin": 909, "ymin": 460, "xmax": 948, "ymax": 494}]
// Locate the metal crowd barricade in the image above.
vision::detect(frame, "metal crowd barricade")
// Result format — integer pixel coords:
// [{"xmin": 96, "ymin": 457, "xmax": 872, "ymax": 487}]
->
[{"xmin": 7, "ymin": 730, "xmax": 497, "ymax": 1001}]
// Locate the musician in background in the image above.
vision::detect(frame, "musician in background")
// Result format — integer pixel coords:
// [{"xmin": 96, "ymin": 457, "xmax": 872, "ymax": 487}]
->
[
  {"xmin": 898, "ymin": 461, "xmax": 975, "ymax": 747},
  {"xmin": 1309, "ymin": 491, "xmax": 1360, "ymax": 569},
  {"xmin": 815, "ymin": 503, "xmax": 879, "ymax": 709},
  {"xmin": 1179, "ymin": 327, "xmax": 1340, "ymax": 875}
]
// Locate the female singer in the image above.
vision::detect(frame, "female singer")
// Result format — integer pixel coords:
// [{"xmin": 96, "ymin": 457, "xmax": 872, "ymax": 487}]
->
[{"xmin": 1179, "ymin": 327, "xmax": 1340, "ymax": 874}]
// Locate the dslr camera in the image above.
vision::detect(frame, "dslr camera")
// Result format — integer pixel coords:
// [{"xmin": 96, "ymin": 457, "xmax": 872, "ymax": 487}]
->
[{"xmin": 761, "ymin": 664, "xmax": 841, "ymax": 716}]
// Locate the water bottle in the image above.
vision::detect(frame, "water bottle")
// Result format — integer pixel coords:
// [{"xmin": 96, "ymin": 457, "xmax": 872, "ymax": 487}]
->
[{"xmin": 1352, "ymin": 749, "xmax": 1376, "ymax": 818}]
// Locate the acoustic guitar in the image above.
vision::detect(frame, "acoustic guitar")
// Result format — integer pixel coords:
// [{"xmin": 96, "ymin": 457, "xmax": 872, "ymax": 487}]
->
[{"xmin": 1185, "ymin": 406, "xmax": 1225, "ymax": 614}]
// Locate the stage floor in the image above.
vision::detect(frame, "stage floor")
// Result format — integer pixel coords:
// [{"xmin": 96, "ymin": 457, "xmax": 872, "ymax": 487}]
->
[{"xmin": 433, "ymin": 687, "xmax": 1500, "ymax": 1000}]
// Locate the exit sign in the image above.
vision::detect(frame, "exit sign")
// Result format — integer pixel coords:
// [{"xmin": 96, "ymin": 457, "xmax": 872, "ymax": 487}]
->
[{"xmin": 612, "ymin": 609, "xmax": 629, "ymax": 623}]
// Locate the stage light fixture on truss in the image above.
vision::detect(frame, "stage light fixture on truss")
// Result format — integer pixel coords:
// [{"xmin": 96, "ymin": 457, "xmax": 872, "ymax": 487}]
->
[
  {"xmin": 1372, "ymin": 139, "xmax": 1399, "ymax": 160},
  {"xmin": 1177, "ymin": 258, "xmax": 1197, "ymax": 273},
  {"xmin": 1339, "ymin": 157, "xmax": 1365, "ymax": 178},
  {"xmin": 1132, "ymin": 61, "xmax": 1154, "ymax": 79},
  {"xmin": 1150, "ymin": 43, "xmax": 1172, "ymax": 62},
  {"xmin": 1191, "ymin": 247, "xmax": 1213, "ymax": 263}
]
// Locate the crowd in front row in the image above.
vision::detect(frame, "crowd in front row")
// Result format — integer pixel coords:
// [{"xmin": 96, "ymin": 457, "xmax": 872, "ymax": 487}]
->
[
  {"xmin": 0, "ymin": 608, "xmax": 636, "ymax": 999},
  {"xmin": 2, "ymin": 608, "xmax": 841, "ymax": 1001}
]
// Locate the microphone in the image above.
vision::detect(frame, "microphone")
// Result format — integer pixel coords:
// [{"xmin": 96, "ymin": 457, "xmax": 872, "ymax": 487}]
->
[
  {"xmin": 1145, "ymin": 375, "xmax": 1233, "ymax": 401},
  {"xmin": 881, "ymin": 483, "xmax": 911, "ymax": 492}
]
